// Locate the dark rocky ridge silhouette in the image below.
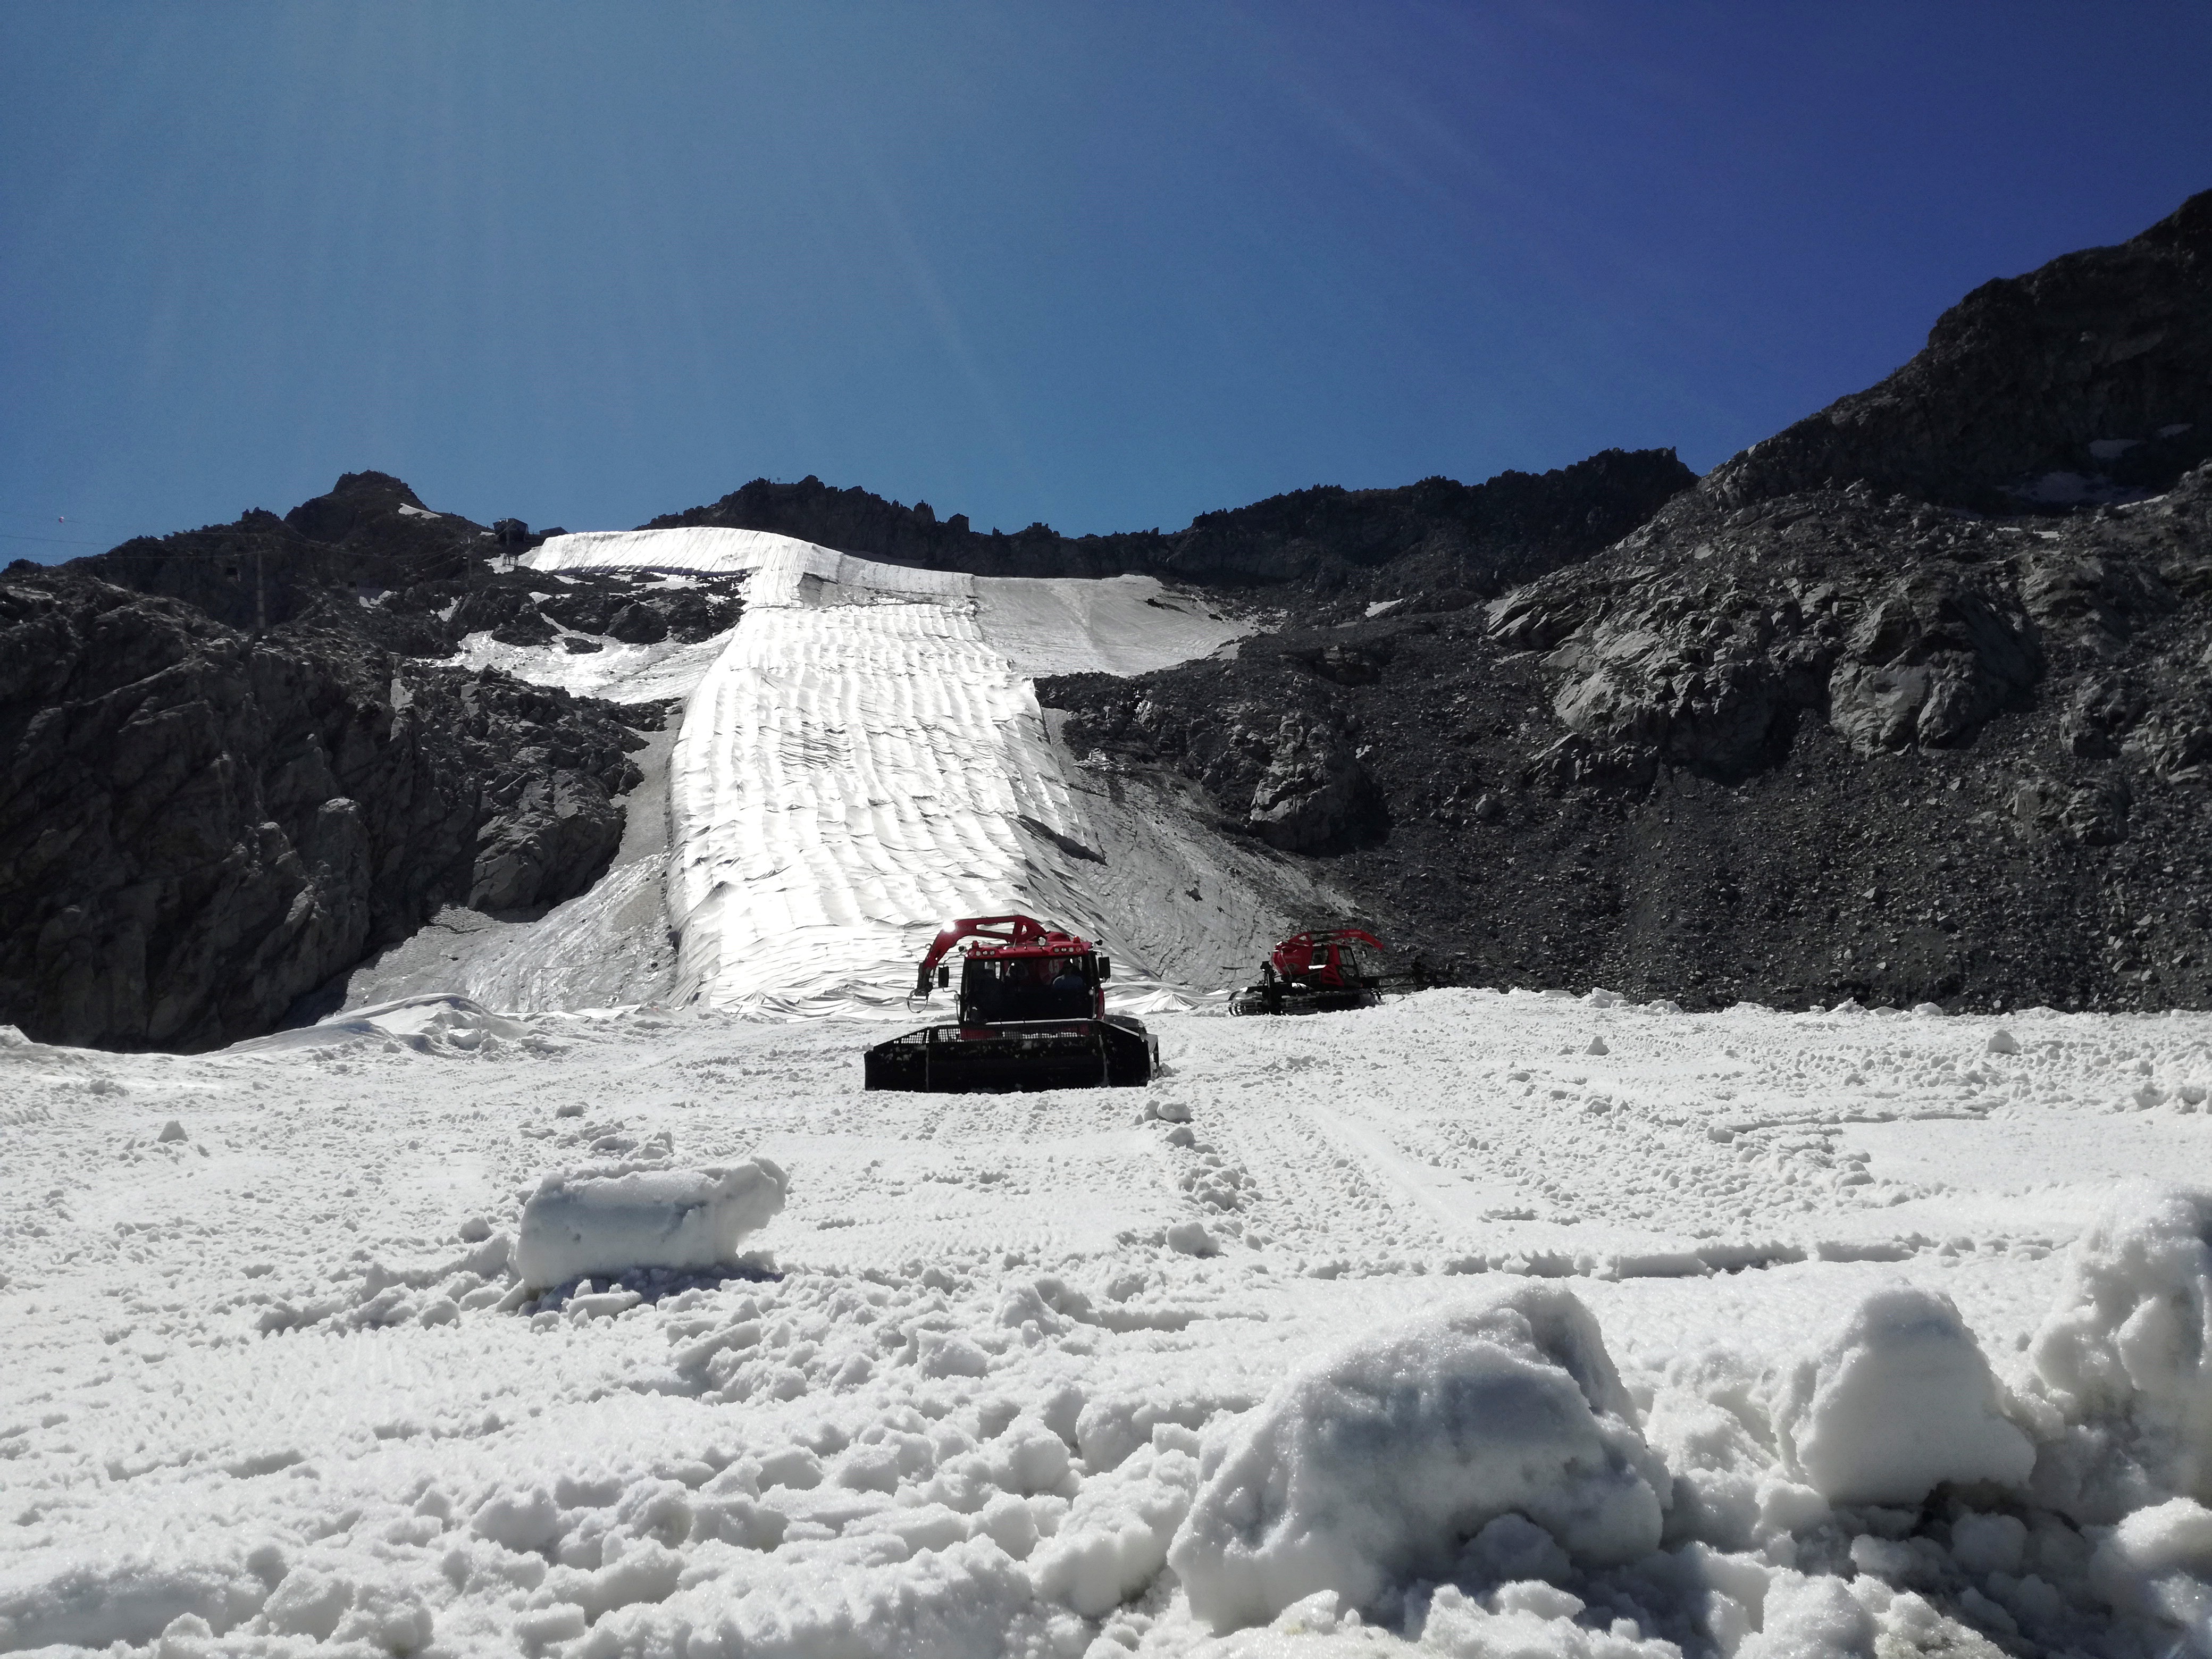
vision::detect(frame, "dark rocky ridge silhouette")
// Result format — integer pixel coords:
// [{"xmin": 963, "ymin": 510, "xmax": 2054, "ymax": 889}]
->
[
  {"xmin": 1043, "ymin": 191, "xmax": 2212, "ymax": 1012},
  {"xmin": 73, "ymin": 470, "xmax": 742, "ymax": 660},
  {"xmin": 1707, "ymin": 190, "xmax": 2212, "ymax": 514},
  {"xmin": 644, "ymin": 447, "xmax": 1696, "ymax": 603}
]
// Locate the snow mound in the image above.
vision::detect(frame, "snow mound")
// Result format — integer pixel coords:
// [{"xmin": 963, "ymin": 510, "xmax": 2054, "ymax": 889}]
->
[
  {"xmin": 1768, "ymin": 1284, "xmax": 2033, "ymax": 1506},
  {"xmin": 1421, "ymin": 1580, "xmax": 1682, "ymax": 1659},
  {"xmin": 232, "ymin": 994, "xmax": 538, "ymax": 1056},
  {"xmin": 1167, "ymin": 1281, "xmax": 1668, "ymax": 1634},
  {"xmin": 2023, "ymin": 1182, "xmax": 2212, "ymax": 1520},
  {"xmin": 515, "ymin": 1159, "xmax": 787, "ymax": 1291},
  {"xmin": 2091, "ymin": 1496, "xmax": 2212, "ymax": 1627},
  {"xmin": 1030, "ymin": 1439, "xmax": 1201, "ymax": 1617}
]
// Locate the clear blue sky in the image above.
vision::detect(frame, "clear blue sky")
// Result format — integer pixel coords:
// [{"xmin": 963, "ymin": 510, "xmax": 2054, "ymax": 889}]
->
[{"xmin": 4, "ymin": 3, "xmax": 2209, "ymax": 560}]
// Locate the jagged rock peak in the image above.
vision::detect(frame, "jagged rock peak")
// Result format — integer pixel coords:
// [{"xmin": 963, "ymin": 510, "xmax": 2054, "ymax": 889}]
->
[
  {"xmin": 645, "ymin": 447, "xmax": 1694, "ymax": 597},
  {"xmin": 284, "ymin": 471, "xmax": 440, "ymax": 543},
  {"xmin": 1707, "ymin": 188, "xmax": 2212, "ymax": 514}
]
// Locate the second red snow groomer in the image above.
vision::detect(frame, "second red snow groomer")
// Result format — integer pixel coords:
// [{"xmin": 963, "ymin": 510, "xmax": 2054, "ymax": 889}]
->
[
  {"xmin": 863, "ymin": 915, "xmax": 1158, "ymax": 1091},
  {"xmin": 1230, "ymin": 927, "xmax": 1390, "ymax": 1016}
]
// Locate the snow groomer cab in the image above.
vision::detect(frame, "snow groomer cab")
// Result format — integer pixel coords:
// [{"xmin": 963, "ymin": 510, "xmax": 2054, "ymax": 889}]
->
[{"xmin": 863, "ymin": 915, "xmax": 1157, "ymax": 1092}]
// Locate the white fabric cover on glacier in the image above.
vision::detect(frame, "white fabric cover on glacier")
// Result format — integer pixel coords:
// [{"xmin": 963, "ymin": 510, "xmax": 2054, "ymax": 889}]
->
[
  {"xmin": 523, "ymin": 527, "xmax": 1241, "ymax": 1015},
  {"xmin": 1167, "ymin": 1281, "xmax": 1669, "ymax": 1633},
  {"xmin": 515, "ymin": 1159, "xmax": 786, "ymax": 1291},
  {"xmin": 1767, "ymin": 1284, "xmax": 2033, "ymax": 1505}
]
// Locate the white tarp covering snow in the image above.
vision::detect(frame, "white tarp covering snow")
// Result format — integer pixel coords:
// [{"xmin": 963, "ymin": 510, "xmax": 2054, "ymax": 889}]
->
[{"xmin": 521, "ymin": 527, "xmax": 1246, "ymax": 1016}]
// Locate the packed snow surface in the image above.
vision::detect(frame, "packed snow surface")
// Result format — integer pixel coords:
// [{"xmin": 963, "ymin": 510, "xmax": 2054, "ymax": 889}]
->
[{"xmin": 10, "ymin": 994, "xmax": 2212, "ymax": 1657}]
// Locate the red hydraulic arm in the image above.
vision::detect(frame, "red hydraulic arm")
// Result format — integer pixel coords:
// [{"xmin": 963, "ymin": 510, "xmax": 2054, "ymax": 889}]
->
[{"xmin": 912, "ymin": 915, "xmax": 1095, "ymax": 998}]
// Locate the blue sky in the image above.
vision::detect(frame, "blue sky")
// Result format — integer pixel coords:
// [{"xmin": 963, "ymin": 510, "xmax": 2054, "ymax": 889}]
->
[{"xmin": 4, "ymin": 3, "xmax": 2209, "ymax": 559}]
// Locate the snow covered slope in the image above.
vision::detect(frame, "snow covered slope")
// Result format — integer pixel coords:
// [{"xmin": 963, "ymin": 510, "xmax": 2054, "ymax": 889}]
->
[
  {"xmin": 517, "ymin": 528, "xmax": 1261, "ymax": 1017},
  {"xmin": 8, "ymin": 995, "xmax": 2212, "ymax": 1656}
]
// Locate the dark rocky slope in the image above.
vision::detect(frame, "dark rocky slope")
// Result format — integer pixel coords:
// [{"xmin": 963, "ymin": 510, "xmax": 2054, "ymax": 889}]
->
[
  {"xmin": 0, "ymin": 472, "xmax": 743, "ymax": 1052},
  {"xmin": 645, "ymin": 447, "xmax": 1694, "ymax": 600},
  {"xmin": 1046, "ymin": 467, "xmax": 2212, "ymax": 1011},
  {"xmin": 0, "ymin": 568, "xmax": 660, "ymax": 1050},
  {"xmin": 1044, "ymin": 192, "xmax": 2212, "ymax": 1012}
]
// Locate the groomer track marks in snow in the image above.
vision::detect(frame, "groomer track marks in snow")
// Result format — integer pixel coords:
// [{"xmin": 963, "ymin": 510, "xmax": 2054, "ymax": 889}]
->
[{"xmin": 8, "ymin": 984, "xmax": 2212, "ymax": 1652}]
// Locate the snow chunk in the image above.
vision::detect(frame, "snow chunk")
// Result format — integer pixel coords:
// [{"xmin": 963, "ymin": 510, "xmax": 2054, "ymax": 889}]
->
[
  {"xmin": 515, "ymin": 1159, "xmax": 785, "ymax": 1291},
  {"xmin": 1029, "ymin": 1442, "xmax": 1200, "ymax": 1617},
  {"xmin": 1421, "ymin": 1581, "xmax": 1680, "ymax": 1659},
  {"xmin": 0, "ymin": 1556, "xmax": 272, "ymax": 1652},
  {"xmin": 1167, "ymin": 1282, "xmax": 1668, "ymax": 1633},
  {"xmin": 2024, "ymin": 1182, "xmax": 2212, "ymax": 1519},
  {"xmin": 1167, "ymin": 1219, "xmax": 1219, "ymax": 1257},
  {"xmin": 1770, "ymin": 1285, "xmax": 2032, "ymax": 1505},
  {"xmin": 2091, "ymin": 1496, "xmax": 2212, "ymax": 1621},
  {"xmin": 1949, "ymin": 1511, "xmax": 2026, "ymax": 1576},
  {"xmin": 472, "ymin": 1486, "xmax": 563, "ymax": 1552}
]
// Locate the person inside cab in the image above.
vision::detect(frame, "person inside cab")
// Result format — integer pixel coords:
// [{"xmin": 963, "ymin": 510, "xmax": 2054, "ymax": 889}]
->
[{"xmin": 1050, "ymin": 957, "xmax": 1090, "ymax": 1018}]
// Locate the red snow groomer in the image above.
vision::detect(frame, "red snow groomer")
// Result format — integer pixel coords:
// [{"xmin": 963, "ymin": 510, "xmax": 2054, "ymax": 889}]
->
[
  {"xmin": 1230, "ymin": 927, "xmax": 1390, "ymax": 1016},
  {"xmin": 863, "ymin": 915, "xmax": 1159, "ymax": 1092}
]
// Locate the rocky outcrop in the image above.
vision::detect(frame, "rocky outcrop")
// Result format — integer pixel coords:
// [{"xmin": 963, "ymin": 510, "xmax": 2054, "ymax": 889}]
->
[
  {"xmin": 0, "ymin": 571, "xmax": 657, "ymax": 1050},
  {"xmin": 646, "ymin": 448, "xmax": 1695, "ymax": 600},
  {"xmin": 1044, "ymin": 457, "xmax": 2212, "ymax": 1013},
  {"xmin": 1051, "ymin": 678, "xmax": 1385, "ymax": 854},
  {"xmin": 1053, "ymin": 191, "xmax": 2212, "ymax": 1016},
  {"xmin": 1707, "ymin": 190, "xmax": 2212, "ymax": 513},
  {"xmin": 77, "ymin": 471, "xmax": 741, "ymax": 661},
  {"xmin": 1486, "ymin": 484, "xmax": 2057, "ymax": 777}
]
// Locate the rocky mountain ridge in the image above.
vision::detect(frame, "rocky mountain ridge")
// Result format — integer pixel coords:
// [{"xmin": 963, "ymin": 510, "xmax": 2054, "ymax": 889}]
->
[
  {"xmin": 8, "ymin": 188, "xmax": 2208, "ymax": 1044},
  {"xmin": 1706, "ymin": 189, "xmax": 2211, "ymax": 513},
  {"xmin": 0, "ymin": 569, "xmax": 662, "ymax": 1049},
  {"xmin": 0, "ymin": 472, "xmax": 760, "ymax": 1049},
  {"xmin": 7, "ymin": 440, "xmax": 1682, "ymax": 1049},
  {"xmin": 644, "ymin": 446, "xmax": 1694, "ymax": 601},
  {"xmin": 1043, "ymin": 191, "xmax": 2212, "ymax": 1011}
]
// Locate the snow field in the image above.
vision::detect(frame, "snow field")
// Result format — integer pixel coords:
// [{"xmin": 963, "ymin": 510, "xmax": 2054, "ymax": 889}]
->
[{"xmin": 7, "ymin": 993, "xmax": 2212, "ymax": 1655}]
